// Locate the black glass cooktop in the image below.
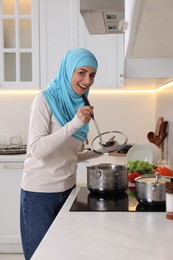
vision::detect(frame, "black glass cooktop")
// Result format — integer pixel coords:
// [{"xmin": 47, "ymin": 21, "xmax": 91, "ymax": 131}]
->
[{"xmin": 70, "ymin": 187, "xmax": 166, "ymax": 212}]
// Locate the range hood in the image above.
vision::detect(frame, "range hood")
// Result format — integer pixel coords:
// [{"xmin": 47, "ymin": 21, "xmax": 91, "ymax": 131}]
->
[
  {"xmin": 124, "ymin": 0, "xmax": 173, "ymax": 89},
  {"xmin": 80, "ymin": 0, "xmax": 125, "ymax": 34}
]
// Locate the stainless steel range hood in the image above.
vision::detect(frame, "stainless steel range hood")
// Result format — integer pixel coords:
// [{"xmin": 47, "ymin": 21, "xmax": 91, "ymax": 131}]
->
[
  {"xmin": 80, "ymin": 0, "xmax": 125, "ymax": 34},
  {"xmin": 124, "ymin": 0, "xmax": 173, "ymax": 89}
]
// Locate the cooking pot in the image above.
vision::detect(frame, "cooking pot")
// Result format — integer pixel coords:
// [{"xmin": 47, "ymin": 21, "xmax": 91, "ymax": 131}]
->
[
  {"xmin": 135, "ymin": 174, "xmax": 171, "ymax": 206},
  {"xmin": 87, "ymin": 163, "xmax": 128, "ymax": 194}
]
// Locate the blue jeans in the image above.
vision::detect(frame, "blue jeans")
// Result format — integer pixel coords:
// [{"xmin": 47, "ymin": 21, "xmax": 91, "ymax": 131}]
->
[{"xmin": 20, "ymin": 187, "xmax": 73, "ymax": 260}]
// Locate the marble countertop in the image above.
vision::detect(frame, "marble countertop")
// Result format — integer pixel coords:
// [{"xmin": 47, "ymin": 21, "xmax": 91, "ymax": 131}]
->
[{"xmin": 31, "ymin": 156, "xmax": 173, "ymax": 260}]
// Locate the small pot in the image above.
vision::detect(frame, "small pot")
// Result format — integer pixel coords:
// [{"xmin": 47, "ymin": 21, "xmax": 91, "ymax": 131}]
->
[
  {"xmin": 87, "ymin": 164, "xmax": 128, "ymax": 194},
  {"xmin": 135, "ymin": 174, "xmax": 171, "ymax": 206}
]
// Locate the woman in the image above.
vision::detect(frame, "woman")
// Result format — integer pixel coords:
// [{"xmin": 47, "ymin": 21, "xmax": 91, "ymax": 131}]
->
[{"xmin": 20, "ymin": 48, "xmax": 103, "ymax": 259}]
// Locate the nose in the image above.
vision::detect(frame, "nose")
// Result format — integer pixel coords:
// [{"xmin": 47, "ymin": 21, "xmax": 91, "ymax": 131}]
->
[{"xmin": 83, "ymin": 75, "xmax": 92, "ymax": 86}]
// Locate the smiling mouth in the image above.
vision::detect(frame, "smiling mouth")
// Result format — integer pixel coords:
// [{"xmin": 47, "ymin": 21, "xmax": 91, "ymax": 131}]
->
[{"xmin": 78, "ymin": 83, "xmax": 88, "ymax": 89}]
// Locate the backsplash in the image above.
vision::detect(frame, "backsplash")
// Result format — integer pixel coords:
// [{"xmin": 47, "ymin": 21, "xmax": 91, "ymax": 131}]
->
[
  {"xmin": 1, "ymin": 87, "xmax": 173, "ymax": 169},
  {"xmin": 156, "ymin": 85, "xmax": 173, "ymax": 168},
  {"xmin": 0, "ymin": 91, "xmax": 155, "ymax": 148},
  {"xmin": 0, "ymin": 92, "xmax": 38, "ymax": 145}
]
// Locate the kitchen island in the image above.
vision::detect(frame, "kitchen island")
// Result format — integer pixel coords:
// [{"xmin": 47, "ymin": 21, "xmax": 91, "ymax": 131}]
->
[{"xmin": 31, "ymin": 158, "xmax": 173, "ymax": 260}]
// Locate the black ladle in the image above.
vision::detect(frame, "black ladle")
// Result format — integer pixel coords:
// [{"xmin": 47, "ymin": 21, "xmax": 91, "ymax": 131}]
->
[{"xmin": 82, "ymin": 94, "xmax": 116, "ymax": 148}]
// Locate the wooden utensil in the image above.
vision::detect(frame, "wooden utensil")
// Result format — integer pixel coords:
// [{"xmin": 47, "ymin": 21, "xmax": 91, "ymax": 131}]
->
[
  {"xmin": 147, "ymin": 120, "xmax": 168, "ymax": 147},
  {"xmin": 155, "ymin": 117, "xmax": 163, "ymax": 136},
  {"xmin": 147, "ymin": 131, "xmax": 156, "ymax": 143},
  {"xmin": 154, "ymin": 121, "xmax": 168, "ymax": 147},
  {"xmin": 147, "ymin": 117, "xmax": 164, "ymax": 144}
]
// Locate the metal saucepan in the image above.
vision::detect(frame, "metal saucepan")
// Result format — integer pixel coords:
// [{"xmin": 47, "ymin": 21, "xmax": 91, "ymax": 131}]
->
[
  {"xmin": 87, "ymin": 163, "xmax": 128, "ymax": 194},
  {"xmin": 135, "ymin": 173, "xmax": 171, "ymax": 206}
]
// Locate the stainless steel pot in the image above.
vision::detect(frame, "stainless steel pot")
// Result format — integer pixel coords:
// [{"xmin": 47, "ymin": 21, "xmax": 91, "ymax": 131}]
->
[
  {"xmin": 135, "ymin": 174, "xmax": 171, "ymax": 206},
  {"xmin": 87, "ymin": 164, "xmax": 128, "ymax": 194}
]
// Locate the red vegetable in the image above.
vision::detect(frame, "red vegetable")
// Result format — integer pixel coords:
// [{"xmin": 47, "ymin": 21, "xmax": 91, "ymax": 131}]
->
[
  {"xmin": 154, "ymin": 166, "xmax": 173, "ymax": 177},
  {"xmin": 128, "ymin": 172, "xmax": 140, "ymax": 183}
]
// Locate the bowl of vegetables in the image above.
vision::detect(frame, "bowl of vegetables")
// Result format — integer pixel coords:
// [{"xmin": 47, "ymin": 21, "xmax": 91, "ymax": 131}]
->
[{"xmin": 126, "ymin": 160, "xmax": 157, "ymax": 184}]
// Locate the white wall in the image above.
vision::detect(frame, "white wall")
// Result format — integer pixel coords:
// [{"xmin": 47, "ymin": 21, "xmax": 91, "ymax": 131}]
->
[
  {"xmin": 88, "ymin": 91, "xmax": 155, "ymax": 145},
  {"xmin": 0, "ymin": 92, "xmax": 37, "ymax": 145},
  {"xmin": 0, "ymin": 90, "xmax": 155, "ymax": 147}
]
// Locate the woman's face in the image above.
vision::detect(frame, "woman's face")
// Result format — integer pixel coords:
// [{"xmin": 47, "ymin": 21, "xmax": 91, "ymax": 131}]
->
[{"xmin": 71, "ymin": 66, "xmax": 96, "ymax": 95}]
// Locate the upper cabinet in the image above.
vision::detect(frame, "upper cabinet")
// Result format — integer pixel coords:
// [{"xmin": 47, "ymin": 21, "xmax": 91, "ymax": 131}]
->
[
  {"xmin": 0, "ymin": 0, "xmax": 39, "ymax": 89},
  {"xmin": 39, "ymin": 0, "xmax": 79, "ymax": 89},
  {"xmin": 1, "ymin": 0, "xmax": 173, "ymax": 90},
  {"xmin": 0, "ymin": 0, "xmax": 124, "ymax": 90}
]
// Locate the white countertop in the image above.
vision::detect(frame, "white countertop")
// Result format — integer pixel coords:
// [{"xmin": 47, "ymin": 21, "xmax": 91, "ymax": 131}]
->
[{"xmin": 31, "ymin": 156, "xmax": 173, "ymax": 260}]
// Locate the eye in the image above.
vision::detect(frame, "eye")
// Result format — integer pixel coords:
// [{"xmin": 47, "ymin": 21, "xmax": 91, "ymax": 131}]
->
[
  {"xmin": 79, "ymin": 71, "xmax": 85, "ymax": 76},
  {"xmin": 90, "ymin": 73, "xmax": 96, "ymax": 79}
]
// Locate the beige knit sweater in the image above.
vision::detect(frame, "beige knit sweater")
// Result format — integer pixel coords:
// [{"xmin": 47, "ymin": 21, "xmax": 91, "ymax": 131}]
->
[{"xmin": 21, "ymin": 92, "xmax": 100, "ymax": 193}]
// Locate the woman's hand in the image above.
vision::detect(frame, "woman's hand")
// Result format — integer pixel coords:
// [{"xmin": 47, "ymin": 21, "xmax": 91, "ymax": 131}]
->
[{"xmin": 76, "ymin": 106, "xmax": 94, "ymax": 123}]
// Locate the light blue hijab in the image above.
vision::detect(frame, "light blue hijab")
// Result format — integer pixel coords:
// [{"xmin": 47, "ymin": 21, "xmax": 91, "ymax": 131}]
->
[{"xmin": 43, "ymin": 48, "xmax": 98, "ymax": 141}]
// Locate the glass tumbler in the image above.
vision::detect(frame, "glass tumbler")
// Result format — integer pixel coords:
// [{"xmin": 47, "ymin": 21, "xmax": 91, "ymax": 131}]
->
[{"xmin": 0, "ymin": 136, "xmax": 6, "ymax": 149}]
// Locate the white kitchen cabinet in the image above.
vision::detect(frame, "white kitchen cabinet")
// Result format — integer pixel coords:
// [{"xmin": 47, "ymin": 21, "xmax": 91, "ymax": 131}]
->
[
  {"xmin": 39, "ymin": 0, "xmax": 124, "ymax": 89},
  {"xmin": 0, "ymin": 0, "xmax": 40, "ymax": 89},
  {"xmin": 0, "ymin": 0, "xmax": 124, "ymax": 89},
  {"xmin": 0, "ymin": 159, "xmax": 24, "ymax": 253},
  {"xmin": 39, "ymin": 0, "xmax": 79, "ymax": 88}
]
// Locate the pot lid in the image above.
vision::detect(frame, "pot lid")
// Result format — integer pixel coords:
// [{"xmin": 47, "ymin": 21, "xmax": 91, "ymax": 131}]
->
[{"xmin": 91, "ymin": 131, "xmax": 128, "ymax": 154}]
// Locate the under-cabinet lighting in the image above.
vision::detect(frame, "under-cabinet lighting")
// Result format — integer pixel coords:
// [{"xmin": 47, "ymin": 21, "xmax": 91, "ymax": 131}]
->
[
  {"xmin": 0, "ymin": 89, "xmax": 154, "ymax": 94},
  {"xmin": 156, "ymin": 81, "xmax": 173, "ymax": 91},
  {"xmin": 0, "ymin": 89, "xmax": 40, "ymax": 95},
  {"xmin": 90, "ymin": 89, "xmax": 154, "ymax": 94},
  {"xmin": 0, "ymin": 80, "xmax": 173, "ymax": 94}
]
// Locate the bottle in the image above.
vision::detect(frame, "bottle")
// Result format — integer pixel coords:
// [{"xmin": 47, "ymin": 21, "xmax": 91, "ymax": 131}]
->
[{"xmin": 165, "ymin": 182, "xmax": 173, "ymax": 220}]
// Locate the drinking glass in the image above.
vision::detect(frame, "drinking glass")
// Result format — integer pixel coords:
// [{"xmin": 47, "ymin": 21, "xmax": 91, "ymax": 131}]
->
[{"xmin": 0, "ymin": 136, "xmax": 6, "ymax": 149}]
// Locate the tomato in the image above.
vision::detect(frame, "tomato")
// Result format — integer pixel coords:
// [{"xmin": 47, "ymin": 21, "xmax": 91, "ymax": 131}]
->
[
  {"xmin": 128, "ymin": 172, "xmax": 140, "ymax": 183},
  {"xmin": 154, "ymin": 166, "xmax": 173, "ymax": 177}
]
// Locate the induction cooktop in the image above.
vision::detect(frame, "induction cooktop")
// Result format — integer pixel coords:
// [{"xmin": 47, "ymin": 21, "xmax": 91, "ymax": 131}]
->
[{"xmin": 69, "ymin": 187, "xmax": 166, "ymax": 212}]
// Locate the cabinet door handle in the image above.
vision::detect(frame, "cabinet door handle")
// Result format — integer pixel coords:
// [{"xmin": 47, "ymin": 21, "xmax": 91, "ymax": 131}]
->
[{"xmin": 4, "ymin": 165, "xmax": 24, "ymax": 169}]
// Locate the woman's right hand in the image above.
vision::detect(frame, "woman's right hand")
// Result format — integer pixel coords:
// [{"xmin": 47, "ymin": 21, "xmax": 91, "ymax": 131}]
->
[{"xmin": 76, "ymin": 106, "xmax": 94, "ymax": 123}]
